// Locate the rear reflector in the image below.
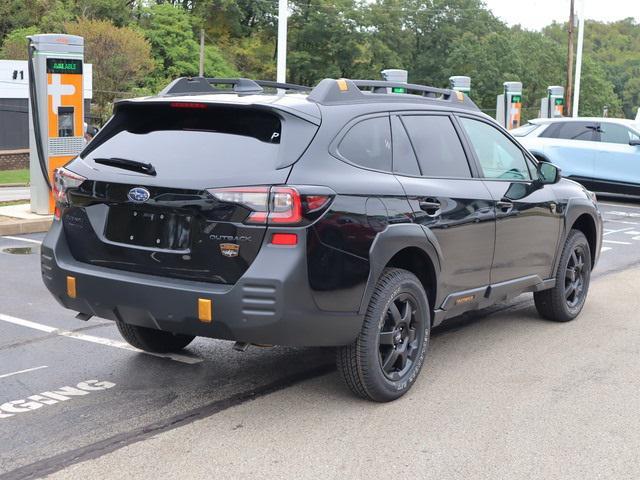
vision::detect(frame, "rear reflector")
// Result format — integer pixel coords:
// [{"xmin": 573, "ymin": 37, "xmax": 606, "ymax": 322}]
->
[
  {"xmin": 198, "ymin": 298, "xmax": 212, "ymax": 323},
  {"xmin": 271, "ymin": 233, "xmax": 298, "ymax": 245},
  {"xmin": 66, "ymin": 276, "xmax": 77, "ymax": 298}
]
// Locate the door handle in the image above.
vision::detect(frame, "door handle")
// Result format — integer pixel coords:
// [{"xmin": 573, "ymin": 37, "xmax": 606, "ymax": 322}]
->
[
  {"xmin": 496, "ymin": 200, "xmax": 514, "ymax": 213},
  {"xmin": 419, "ymin": 199, "xmax": 441, "ymax": 216}
]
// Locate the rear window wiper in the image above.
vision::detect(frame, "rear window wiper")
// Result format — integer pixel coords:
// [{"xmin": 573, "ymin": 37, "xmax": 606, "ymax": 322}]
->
[{"xmin": 94, "ymin": 157, "xmax": 157, "ymax": 176}]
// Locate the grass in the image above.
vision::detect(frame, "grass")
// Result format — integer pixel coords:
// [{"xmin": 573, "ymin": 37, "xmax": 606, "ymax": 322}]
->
[
  {"xmin": 0, "ymin": 199, "xmax": 29, "ymax": 207},
  {"xmin": 0, "ymin": 168, "xmax": 29, "ymax": 185}
]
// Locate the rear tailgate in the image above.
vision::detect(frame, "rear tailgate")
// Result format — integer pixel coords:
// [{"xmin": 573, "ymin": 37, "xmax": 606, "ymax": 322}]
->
[{"xmin": 61, "ymin": 100, "xmax": 319, "ymax": 284}]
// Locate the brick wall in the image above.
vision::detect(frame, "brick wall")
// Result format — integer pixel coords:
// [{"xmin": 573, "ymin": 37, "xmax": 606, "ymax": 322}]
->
[{"xmin": 0, "ymin": 150, "xmax": 29, "ymax": 171}]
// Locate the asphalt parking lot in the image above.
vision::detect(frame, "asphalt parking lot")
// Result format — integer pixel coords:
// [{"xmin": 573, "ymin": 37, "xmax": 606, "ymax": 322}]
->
[{"xmin": 1, "ymin": 198, "xmax": 640, "ymax": 479}]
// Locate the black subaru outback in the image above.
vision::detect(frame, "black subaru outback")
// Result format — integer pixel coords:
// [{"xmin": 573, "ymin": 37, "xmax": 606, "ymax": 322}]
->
[{"xmin": 42, "ymin": 77, "xmax": 602, "ymax": 402}]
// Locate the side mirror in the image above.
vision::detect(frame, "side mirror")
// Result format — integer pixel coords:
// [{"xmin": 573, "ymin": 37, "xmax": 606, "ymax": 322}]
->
[
  {"xmin": 629, "ymin": 139, "xmax": 640, "ymax": 146},
  {"xmin": 537, "ymin": 162, "xmax": 561, "ymax": 185}
]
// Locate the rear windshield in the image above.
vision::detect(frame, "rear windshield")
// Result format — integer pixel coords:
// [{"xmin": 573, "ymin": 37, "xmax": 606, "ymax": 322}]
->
[
  {"xmin": 510, "ymin": 123, "xmax": 540, "ymax": 137},
  {"xmin": 81, "ymin": 103, "xmax": 295, "ymax": 171}
]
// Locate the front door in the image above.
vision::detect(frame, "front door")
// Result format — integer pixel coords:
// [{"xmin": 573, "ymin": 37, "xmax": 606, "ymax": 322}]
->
[
  {"xmin": 538, "ymin": 120, "xmax": 599, "ymax": 185},
  {"xmin": 390, "ymin": 113, "xmax": 495, "ymax": 301},
  {"xmin": 593, "ymin": 122, "xmax": 640, "ymax": 195},
  {"xmin": 457, "ymin": 115, "xmax": 562, "ymax": 284}
]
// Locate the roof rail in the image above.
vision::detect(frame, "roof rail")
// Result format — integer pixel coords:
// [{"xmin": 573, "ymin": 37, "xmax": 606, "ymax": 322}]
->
[
  {"xmin": 253, "ymin": 80, "xmax": 311, "ymax": 92},
  {"xmin": 159, "ymin": 77, "xmax": 310, "ymax": 96},
  {"xmin": 353, "ymin": 79, "xmax": 452, "ymax": 99},
  {"xmin": 307, "ymin": 78, "xmax": 479, "ymax": 110}
]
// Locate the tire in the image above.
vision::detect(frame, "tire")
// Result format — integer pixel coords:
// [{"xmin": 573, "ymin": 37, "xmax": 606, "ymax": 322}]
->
[
  {"xmin": 116, "ymin": 321, "xmax": 195, "ymax": 353},
  {"xmin": 534, "ymin": 229, "xmax": 592, "ymax": 322},
  {"xmin": 337, "ymin": 268, "xmax": 431, "ymax": 402}
]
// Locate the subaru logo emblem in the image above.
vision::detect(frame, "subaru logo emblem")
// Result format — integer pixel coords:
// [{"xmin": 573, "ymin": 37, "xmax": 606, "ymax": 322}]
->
[{"xmin": 127, "ymin": 187, "xmax": 150, "ymax": 203}]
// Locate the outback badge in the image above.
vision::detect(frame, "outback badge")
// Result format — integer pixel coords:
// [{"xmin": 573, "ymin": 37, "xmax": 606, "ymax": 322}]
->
[{"xmin": 220, "ymin": 243, "xmax": 240, "ymax": 258}]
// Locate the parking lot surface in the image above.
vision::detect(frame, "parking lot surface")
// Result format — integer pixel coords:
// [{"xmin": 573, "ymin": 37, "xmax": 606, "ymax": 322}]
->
[{"xmin": 1, "ymin": 198, "xmax": 640, "ymax": 479}]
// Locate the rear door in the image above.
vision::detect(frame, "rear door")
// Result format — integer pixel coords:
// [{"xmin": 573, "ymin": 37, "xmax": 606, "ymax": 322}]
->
[
  {"xmin": 592, "ymin": 122, "xmax": 640, "ymax": 194},
  {"xmin": 391, "ymin": 113, "xmax": 495, "ymax": 298},
  {"xmin": 63, "ymin": 101, "xmax": 319, "ymax": 284},
  {"xmin": 537, "ymin": 120, "xmax": 598, "ymax": 184},
  {"xmin": 457, "ymin": 115, "xmax": 561, "ymax": 284}
]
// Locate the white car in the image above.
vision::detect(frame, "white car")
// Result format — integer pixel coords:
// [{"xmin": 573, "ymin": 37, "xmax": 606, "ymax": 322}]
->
[{"xmin": 513, "ymin": 117, "xmax": 640, "ymax": 197}]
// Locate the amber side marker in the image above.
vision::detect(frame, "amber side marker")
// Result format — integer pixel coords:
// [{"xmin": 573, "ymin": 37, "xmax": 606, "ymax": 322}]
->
[
  {"xmin": 198, "ymin": 298, "xmax": 213, "ymax": 323},
  {"xmin": 66, "ymin": 276, "xmax": 77, "ymax": 299}
]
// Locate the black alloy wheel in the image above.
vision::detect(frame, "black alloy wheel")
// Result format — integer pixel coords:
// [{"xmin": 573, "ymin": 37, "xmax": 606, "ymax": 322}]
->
[
  {"xmin": 534, "ymin": 229, "xmax": 592, "ymax": 322},
  {"xmin": 565, "ymin": 244, "xmax": 588, "ymax": 309},
  {"xmin": 337, "ymin": 268, "xmax": 431, "ymax": 402},
  {"xmin": 378, "ymin": 293, "xmax": 424, "ymax": 381}
]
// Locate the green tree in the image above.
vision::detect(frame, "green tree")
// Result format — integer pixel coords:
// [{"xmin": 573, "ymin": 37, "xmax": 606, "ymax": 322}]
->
[
  {"xmin": 445, "ymin": 31, "xmax": 521, "ymax": 110},
  {"xmin": 288, "ymin": 0, "xmax": 370, "ymax": 86},
  {"xmin": 575, "ymin": 57, "xmax": 623, "ymax": 117},
  {"xmin": 0, "ymin": 0, "xmax": 50, "ymax": 45},
  {"xmin": 139, "ymin": 3, "xmax": 237, "ymax": 86},
  {"xmin": 64, "ymin": 18, "xmax": 154, "ymax": 121},
  {"xmin": 0, "ymin": 26, "xmax": 39, "ymax": 59}
]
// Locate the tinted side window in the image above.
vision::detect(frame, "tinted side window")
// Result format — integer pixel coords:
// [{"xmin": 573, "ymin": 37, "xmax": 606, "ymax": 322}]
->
[
  {"xmin": 338, "ymin": 116, "xmax": 392, "ymax": 172},
  {"xmin": 540, "ymin": 122, "xmax": 596, "ymax": 141},
  {"xmin": 460, "ymin": 117, "xmax": 531, "ymax": 180},
  {"xmin": 401, "ymin": 115, "xmax": 471, "ymax": 178},
  {"xmin": 600, "ymin": 123, "xmax": 634, "ymax": 144},
  {"xmin": 391, "ymin": 116, "xmax": 420, "ymax": 176}
]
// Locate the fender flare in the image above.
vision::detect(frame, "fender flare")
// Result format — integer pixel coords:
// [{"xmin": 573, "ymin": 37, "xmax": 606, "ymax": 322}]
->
[
  {"xmin": 553, "ymin": 197, "xmax": 601, "ymax": 275},
  {"xmin": 358, "ymin": 223, "xmax": 442, "ymax": 315}
]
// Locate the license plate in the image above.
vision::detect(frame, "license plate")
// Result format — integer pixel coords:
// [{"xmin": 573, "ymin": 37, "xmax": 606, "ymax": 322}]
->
[{"xmin": 105, "ymin": 207, "xmax": 192, "ymax": 250}]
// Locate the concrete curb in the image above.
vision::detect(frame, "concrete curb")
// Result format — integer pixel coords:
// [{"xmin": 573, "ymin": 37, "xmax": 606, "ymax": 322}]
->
[{"xmin": 0, "ymin": 216, "xmax": 52, "ymax": 236}]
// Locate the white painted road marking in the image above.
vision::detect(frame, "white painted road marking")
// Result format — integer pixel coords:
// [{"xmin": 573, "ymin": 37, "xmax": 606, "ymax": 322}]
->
[
  {"xmin": 0, "ymin": 236, "xmax": 43, "ymax": 245},
  {"xmin": 604, "ymin": 219, "xmax": 640, "ymax": 226},
  {"xmin": 603, "ymin": 240, "xmax": 632, "ymax": 245},
  {"xmin": 0, "ymin": 365, "xmax": 48, "ymax": 379},
  {"xmin": 0, "ymin": 313, "xmax": 202, "ymax": 365},
  {"xmin": 0, "ymin": 380, "xmax": 116, "ymax": 419},
  {"xmin": 605, "ymin": 211, "xmax": 640, "ymax": 218},
  {"xmin": 623, "ymin": 231, "xmax": 640, "ymax": 235},
  {"xmin": 600, "ymin": 202, "xmax": 640, "ymax": 210},
  {"xmin": 601, "ymin": 247, "xmax": 612, "ymax": 253},
  {"xmin": 603, "ymin": 227, "xmax": 636, "ymax": 236}
]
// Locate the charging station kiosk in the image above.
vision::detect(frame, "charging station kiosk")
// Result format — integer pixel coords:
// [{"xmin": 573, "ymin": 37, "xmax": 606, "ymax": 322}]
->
[
  {"xmin": 496, "ymin": 81, "xmax": 522, "ymax": 130},
  {"xmin": 381, "ymin": 69, "xmax": 408, "ymax": 93},
  {"xmin": 449, "ymin": 76, "xmax": 470, "ymax": 95},
  {"xmin": 27, "ymin": 34, "xmax": 85, "ymax": 215},
  {"xmin": 539, "ymin": 86, "xmax": 564, "ymax": 119}
]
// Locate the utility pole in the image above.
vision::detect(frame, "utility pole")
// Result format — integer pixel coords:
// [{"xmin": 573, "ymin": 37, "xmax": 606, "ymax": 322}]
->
[
  {"xmin": 565, "ymin": 0, "xmax": 575, "ymax": 116},
  {"xmin": 199, "ymin": 28, "xmax": 205, "ymax": 77},
  {"xmin": 573, "ymin": 0, "xmax": 585, "ymax": 118},
  {"xmin": 276, "ymin": 0, "xmax": 288, "ymax": 83}
]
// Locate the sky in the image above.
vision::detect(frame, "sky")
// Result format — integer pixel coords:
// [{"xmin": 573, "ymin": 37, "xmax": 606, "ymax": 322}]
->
[{"xmin": 484, "ymin": 0, "xmax": 640, "ymax": 31}]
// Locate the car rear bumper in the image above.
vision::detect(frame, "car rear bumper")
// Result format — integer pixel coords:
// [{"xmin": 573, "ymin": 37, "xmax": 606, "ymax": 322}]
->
[{"xmin": 41, "ymin": 221, "xmax": 363, "ymax": 347}]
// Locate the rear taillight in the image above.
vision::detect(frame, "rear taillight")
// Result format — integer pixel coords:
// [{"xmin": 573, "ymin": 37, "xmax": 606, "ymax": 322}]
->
[
  {"xmin": 209, "ymin": 186, "xmax": 271, "ymax": 224},
  {"xmin": 208, "ymin": 186, "xmax": 331, "ymax": 226},
  {"xmin": 53, "ymin": 167, "xmax": 86, "ymax": 220},
  {"xmin": 269, "ymin": 187, "xmax": 302, "ymax": 224}
]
